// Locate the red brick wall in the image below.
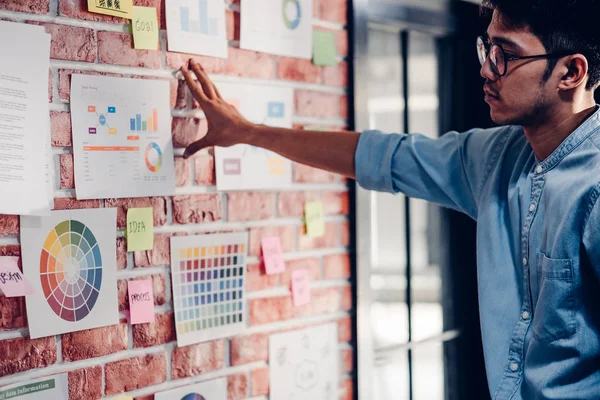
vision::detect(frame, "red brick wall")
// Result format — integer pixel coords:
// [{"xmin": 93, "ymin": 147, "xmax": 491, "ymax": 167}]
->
[{"xmin": 0, "ymin": 1, "xmax": 353, "ymax": 399}]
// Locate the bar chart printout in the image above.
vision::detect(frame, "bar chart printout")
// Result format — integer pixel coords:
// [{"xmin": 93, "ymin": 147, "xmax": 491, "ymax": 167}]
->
[{"xmin": 166, "ymin": 0, "xmax": 228, "ymax": 58}]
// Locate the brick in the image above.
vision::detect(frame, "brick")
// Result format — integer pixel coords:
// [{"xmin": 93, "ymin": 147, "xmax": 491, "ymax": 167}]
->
[
  {"xmin": 68, "ymin": 366, "xmax": 103, "ymax": 400},
  {"xmin": 340, "ymin": 94, "xmax": 349, "ymax": 120},
  {"xmin": 277, "ymin": 191, "xmax": 320, "ymax": 217},
  {"xmin": 62, "ymin": 320, "xmax": 128, "ymax": 361},
  {"xmin": 117, "ymin": 237, "xmax": 127, "ymax": 269},
  {"xmin": 53, "ymin": 198, "xmax": 100, "ymax": 210},
  {"xmin": 118, "ymin": 275, "xmax": 166, "ymax": 311},
  {"xmin": 280, "ymin": 258, "xmax": 321, "ymax": 287},
  {"xmin": 230, "ymin": 333, "xmax": 268, "ymax": 366},
  {"xmin": 323, "ymin": 62, "xmax": 348, "ymax": 87},
  {"xmin": 166, "ymin": 52, "xmax": 225, "ymax": 72},
  {"xmin": 298, "ymin": 223, "xmax": 338, "ymax": 250},
  {"xmin": 338, "ymin": 316, "xmax": 352, "ymax": 342},
  {"xmin": 172, "ymin": 118, "xmax": 208, "ymax": 148},
  {"xmin": 104, "ymin": 197, "xmax": 167, "ymax": 229},
  {"xmin": 324, "ymin": 254, "xmax": 351, "ymax": 279},
  {"xmin": 320, "ymin": 0, "xmax": 347, "ymax": 24},
  {"xmin": 341, "ymin": 285, "xmax": 352, "ymax": 311},
  {"xmin": 1, "ymin": 0, "xmax": 49, "ymax": 14},
  {"xmin": 133, "ymin": 233, "xmax": 172, "ymax": 267},
  {"xmin": 0, "ymin": 296, "xmax": 26, "ymax": 330},
  {"xmin": 228, "ymin": 373, "xmax": 248, "ymax": 400},
  {"xmin": 0, "ymin": 336, "xmax": 56, "ymax": 377},
  {"xmin": 341, "ymin": 378, "xmax": 353, "ymax": 400},
  {"xmin": 194, "ymin": 155, "xmax": 215, "ymax": 185},
  {"xmin": 35, "ymin": 23, "xmax": 96, "ymax": 62},
  {"xmin": 337, "ymin": 29, "xmax": 349, "ymax": 58},
  {"xmin": 172, "ymin": 194, "xmax": 222, "ymax": 224},
  {"xmin": 59, "ymin": 0, "xmax": 166, "ymax": 28},
  {"xmin": 341, "ymin": 348, "xmax": 353, "ymax": 374},
  {"xmin": 248, "ymin": 225, "xmax": 295, "ymax": 256},
  {"xmin": 295, "ymin": 90, "xmax": 342, "ymax": 118},
  {"xmin": 59, "ymin": 154, "xmax": 74, "ymax": 189},
  {"xmin": 340, "ymin": 221, "xmax": 350, "ymax": 247},
  {"xmin": 294, "ymin": 163, "xmax": 337, "ymax": 183},
  {"xmin": 313, "ymin": 0, "xmax": 319, "ymax": 17},
  {"xmin": 105, "ymin": 353, "xmax": 167, "ymax": 395},
  {"xmin": 175, "ymin": 157, "xmax": 190, "ymax": 187},
  {"xmin": 171, "ymin": 340, "xmax": 225, "ymax": 378},
  {"xmin": 246, "ymin": 263, "xmax": 277, "ymax": 292},
  {"xmin": 249, "ymin": 296, "xmax": 293, "ymax": 325},
  {"xmin": 277, "ymin": 57, "xmax": 321, "ymax": 83},
  {"xmin": 133, "ymin": 312, "xmax": 176, "ymax": 348},
  {"xmin": 228, "ymin": 192, "xmax": 276, "ymax": 221},
  {"xmin": 293, "ymin": 288, "xmax": 343, "ymax": 318},
  {"xmin": 226, "ymin": 10, "xmax": 240, "ymax": 41},
  {"xmin": 98, "ymin": 31, "xmax": 161, "ymax": 69},
  {"xmin": 251, "ymin": 368, "xmax": 270, "ymax": 396},
  {"xmin": 0, "ymin": 246, "xmax": 19, "ymax": 257},
  {"xmin": 0, "ymin": 215, "xmax": 19, "ymax": 237},
  {"xmin": 225, "ymin": 48, "xmax": 276, "ymax": 79},
  {"xmin": 173, "ymin": 79, "xmax": 188, "ymax": 109},
  {"xmin": 48, "ymin": 69, "xmax": 53, "ymax": 103},
  {"xmin": 323, "ymin": 191, "xmax": 349, "ymax": 215},
  {"xmin": 50, "ymin": 111, "xmax": 72, "ymax": 147}
]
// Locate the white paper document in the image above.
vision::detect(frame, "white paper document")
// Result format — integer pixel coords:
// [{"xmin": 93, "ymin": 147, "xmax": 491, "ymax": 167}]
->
[
  {"xmin": 214, "ymin": 82, "xmax": 293, "ymax": 191},
  {"xmin": 21, "ymin": 208, "xmax": 118, "ymax": 339},
  {"xmin": 70, "ymin": 75, "xmax": 175, "ymax": 199},
  {"xmin": 269, "ymin": 323, "xmax": 339, "ymax": 400},
  {"xmin": 0, "ymin": 21, "xmax": 52, "ymax": 216},
  {"xmin": 240, "ymin": 0, "xmax": 313, "ymax": 58},
  {"xmin": 154, "ymin": 378, "xmax": 227, "ymax": 400},
  {"xmin": 166, "ymin": 0, "xmax": 228, "ymax": 58},
  {"xmin": 0, "ymin": 373, "xmax": 68, "ymax": 399}
]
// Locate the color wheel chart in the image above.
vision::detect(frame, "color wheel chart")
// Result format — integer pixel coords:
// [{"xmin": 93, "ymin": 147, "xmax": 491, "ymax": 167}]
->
[
  {"xmin": 21, "ymin": 208, "xmax": 118, "ymax": 339},
  {"xmin": 41, "ymin": 219, "xmax": 102, "ymax": 321},
  {"xmin": 154, "ymin": 378, "xmax": 227, "ymax": 400},
  {"xmin": 170, "ymin": 232, "xmax": 248, "ymax": 346}
]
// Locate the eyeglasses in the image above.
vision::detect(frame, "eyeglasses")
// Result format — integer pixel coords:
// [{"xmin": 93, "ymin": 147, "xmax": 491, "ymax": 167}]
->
[{"xmin": 476, "ymin": 36, "xmax": 574, "ymax": 77}]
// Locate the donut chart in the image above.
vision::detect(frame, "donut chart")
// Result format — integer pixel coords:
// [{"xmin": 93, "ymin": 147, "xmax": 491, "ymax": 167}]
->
[
  {"xmin": 145, "ymin": 142, "xmax": 162, "ymax": 172},
  {"xmin": 181, "ymin": 394, "xmax": 206, "ymax": 400},
  {"xmin": 282, "ymin": 0, "xmax": 301, "ymax": 30},
  {"xmin": 40, "ymin": 220, "xmax": 103, "ymax": 322}
]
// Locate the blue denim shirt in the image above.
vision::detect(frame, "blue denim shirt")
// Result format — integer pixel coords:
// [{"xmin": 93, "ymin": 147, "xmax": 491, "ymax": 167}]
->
[{"xmin": 355, "ymin": 108, "xmax": 600, "ymax": 399}]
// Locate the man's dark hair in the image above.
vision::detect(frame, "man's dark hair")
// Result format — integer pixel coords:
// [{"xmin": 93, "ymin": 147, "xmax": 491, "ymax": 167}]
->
[{"xmin": 481, "ymin": 0, "xmax": 600, "ymax": 90}]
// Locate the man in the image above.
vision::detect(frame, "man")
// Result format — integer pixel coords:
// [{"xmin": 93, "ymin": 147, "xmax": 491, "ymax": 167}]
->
[{"xmin": 180, "ymin": 0, "xmax": 600, "ymax": 398}]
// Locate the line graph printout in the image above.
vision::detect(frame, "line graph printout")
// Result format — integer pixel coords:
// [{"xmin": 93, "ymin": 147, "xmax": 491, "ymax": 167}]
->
[
  {"xmin": 70, "ymin": 75, "xmax": 175, "ymax": 199},
  {"xmin": 214, "ymin": 82, "xmax": 293, "ymax": 191}
]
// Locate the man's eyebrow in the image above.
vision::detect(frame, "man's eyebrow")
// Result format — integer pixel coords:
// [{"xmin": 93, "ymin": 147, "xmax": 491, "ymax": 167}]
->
[{"xmin": 485, "ymin": 32, "xmax": 522, "ymax": 51}]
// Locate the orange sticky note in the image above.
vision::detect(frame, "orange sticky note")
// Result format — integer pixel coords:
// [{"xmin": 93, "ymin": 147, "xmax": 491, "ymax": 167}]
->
[
  {"xmin": 291, "ymin": 269, "xmax": 311, "ymax": 306},
  {"xmin": 261, "ymin": 236, "xmax": 285, "ymax": 275},
  {"xmin": 128, "ymin": 279, "xmax": 155, "ymax": 324},
  {"xmin": 0, "ymin": 257, "xmax": 35, "ymax": 297}
]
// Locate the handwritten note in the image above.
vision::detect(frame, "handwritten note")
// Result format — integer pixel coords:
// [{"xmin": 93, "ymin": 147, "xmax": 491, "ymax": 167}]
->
[
  {"xmin": 0, "ymin": 257, "xmax": 35, "ymax": 297},
  {"xmin": 261, "ymin": 236, "xmax": 285, "ymax": 275},
  {"xmin": 313, "ymin": 30, "xmax": 337, "ymax": 66},
  {"xmin": 127, "ymin": 207, "xmax": 154, "ymax": 252},
  {"xmin": 128, "ymin": 279, "xmax": 155, "ymax": 324},
  {"xmin": 88, "ymin": 0, "xmax": 133, "ymax": 19},
  {"xmin": 132, "ymin": 6, "xmax": 159, "ymax": 50},
  {"xmin": 304, "ymin": 200, "xmax": 325, "ymax": 238},
  {"xmin": 291, "ymin": 269, "xmax": 311, "ymax": 306}
]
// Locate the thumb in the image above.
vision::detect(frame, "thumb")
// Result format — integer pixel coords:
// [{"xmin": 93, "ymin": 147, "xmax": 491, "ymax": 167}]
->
[{"xmin": 183, "ymin": 138, "xmax": 211, "ymax": 159}]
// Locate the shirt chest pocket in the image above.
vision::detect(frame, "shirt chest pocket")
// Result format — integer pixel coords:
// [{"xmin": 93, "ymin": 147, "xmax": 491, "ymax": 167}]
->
[{"xmin": 533, "ymin": 253, "xmax": 578, "ymax": 344}]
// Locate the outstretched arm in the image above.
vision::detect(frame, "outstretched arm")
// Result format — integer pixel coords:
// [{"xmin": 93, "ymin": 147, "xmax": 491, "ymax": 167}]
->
[{"xmin": 180, "ymin": 60, "xmax": 360, "ymax": 179}]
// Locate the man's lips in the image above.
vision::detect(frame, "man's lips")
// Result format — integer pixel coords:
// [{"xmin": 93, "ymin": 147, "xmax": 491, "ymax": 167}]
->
[{"xmin": 484, "ymin": 88, "xmax": 499, "ymax": 99}]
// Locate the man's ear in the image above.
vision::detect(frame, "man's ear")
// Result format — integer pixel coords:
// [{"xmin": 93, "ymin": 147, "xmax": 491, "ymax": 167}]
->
[{"xmin": 558, "ymin": 54, "xmax": 588, "ymax": 90}]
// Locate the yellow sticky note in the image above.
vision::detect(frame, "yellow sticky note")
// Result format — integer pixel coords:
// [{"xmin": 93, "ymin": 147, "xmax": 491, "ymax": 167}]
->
[
  {"xmin": 304, "ymin": 201, "xmax": 325, "ymax": 238},
  {"xmin": 132, "ymin": 6, "xmax": 159, "ymax": 50},
  {"xmin": 126, "ymin": 207, "xmax": 154, "ymax": 252},
  {"xmin": 87, "ymin": 0, "xmax": 133, "ymax": 19}
]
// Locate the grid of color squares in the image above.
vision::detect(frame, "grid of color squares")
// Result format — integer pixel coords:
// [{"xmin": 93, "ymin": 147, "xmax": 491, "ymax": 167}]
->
[{"xmin": 170, "ymin": 232, "xmax": 248, "ymax": 346}]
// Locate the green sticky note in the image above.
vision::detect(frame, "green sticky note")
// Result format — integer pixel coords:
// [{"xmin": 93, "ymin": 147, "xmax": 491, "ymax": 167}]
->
[
  {"xmin": 305, "ymin": 201, "xmax": 325, "ymax": 238},
  {"xmin": 131, "ymin": 6, "xmax": 159, "ymax": 50},
  {"xmin": 126, "ymin": 207, "xmax": 154, "ymax": 251},
  {"xmin": 313, "ymin": 30, "xmax": 337, "ymax": 66}
]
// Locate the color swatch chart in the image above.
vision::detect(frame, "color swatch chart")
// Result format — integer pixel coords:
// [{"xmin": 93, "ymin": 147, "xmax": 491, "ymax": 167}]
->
[{"xmin": 170, "ymin": 232, "xmax": 248, "ymax": 346}]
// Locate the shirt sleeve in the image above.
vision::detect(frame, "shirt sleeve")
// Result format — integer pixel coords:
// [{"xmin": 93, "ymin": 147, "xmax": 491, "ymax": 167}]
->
[
  {"xmin": 354, "ymin": 127, "xmax": 509, "ymax": 219},
  {"xmin": 582, "ymin": 190, "xmax": 600, "ymax": 282}
]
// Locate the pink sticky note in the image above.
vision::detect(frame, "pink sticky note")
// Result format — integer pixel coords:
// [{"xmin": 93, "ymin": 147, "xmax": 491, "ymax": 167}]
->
[
  {"xmin": 128, "ymin": 280, "xmax": 155, "ymax": 325},
  {"xmin": 0, "ymin": 257, "xmax": 35, "ymax": 298},
  {"xmin": 261, "ymin": 236, "xmax": 285, "ymax": 275},
  {"xmin": 291, "ymin": 269, "xmax": 311, "ymax": 306}
]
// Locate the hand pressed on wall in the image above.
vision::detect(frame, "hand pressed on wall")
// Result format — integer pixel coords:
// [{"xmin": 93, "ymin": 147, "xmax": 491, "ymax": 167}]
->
[{"xmin": 180, "ymin": 59, "xmax": 255, "ymax": 159}]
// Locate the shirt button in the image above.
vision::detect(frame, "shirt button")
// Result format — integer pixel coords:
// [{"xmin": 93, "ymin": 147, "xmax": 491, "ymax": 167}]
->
[
  {"xmin": 536, "ymin": 165, "xmax": 543, "ymax": 174},
  {"xmin": 522, "ymin": 258, "xmax": 528, "ymax": 265},
  {"xmin": 522, "ymin": 311, "xmax": 530, "ymax": 320},
  {"xmin": 510, "ymin": 363, "xmax": 519, "ymax": 371},
  {"xmin": 529, "ymin": 203, "xmax": 536, "ymax": 212}
]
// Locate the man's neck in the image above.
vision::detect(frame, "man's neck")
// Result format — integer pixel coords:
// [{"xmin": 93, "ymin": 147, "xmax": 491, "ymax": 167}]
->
[{"xmin": 524, "ymin": 102, "xmax": 598, "ymax": 161}]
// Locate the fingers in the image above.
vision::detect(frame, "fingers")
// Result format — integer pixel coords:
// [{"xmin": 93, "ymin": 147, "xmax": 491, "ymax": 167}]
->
[
  {"xmin": 183, "ymin": 138, "xmax": 209, "ymax": 159},
  {"xmin": 189, "ymin": 60, "xmax": 221, "ymax": 100},
  {"xmin": 181, "ymin": 64, "xmax": 209, "ymax": 104}
]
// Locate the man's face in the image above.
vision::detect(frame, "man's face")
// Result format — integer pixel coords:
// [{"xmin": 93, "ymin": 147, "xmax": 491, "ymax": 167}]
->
[{"xmin": 481, "ymin": 10, "xmax": 557, "ymax": 126}]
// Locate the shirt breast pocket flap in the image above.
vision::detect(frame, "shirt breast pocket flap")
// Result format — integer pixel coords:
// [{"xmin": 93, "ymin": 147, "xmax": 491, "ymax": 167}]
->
[{"xmin": 533, "ymin": 252, "xmax": 577, "ymax": 344}]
